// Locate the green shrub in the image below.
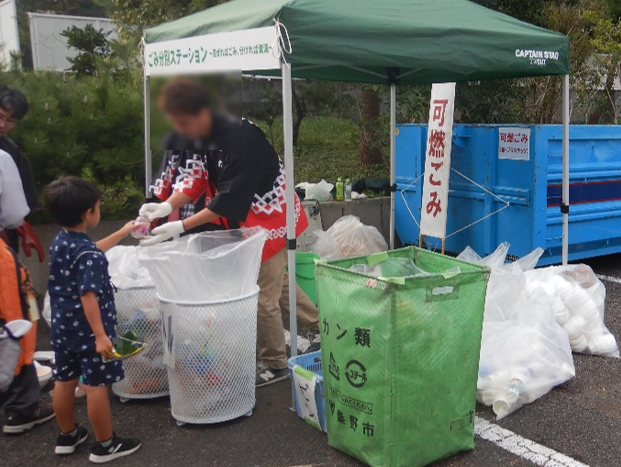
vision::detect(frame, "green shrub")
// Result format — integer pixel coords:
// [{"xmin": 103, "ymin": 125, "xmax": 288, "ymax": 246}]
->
[{"xmin": 0, "ymin": 69, "xmax": 145, "ymax": 219}]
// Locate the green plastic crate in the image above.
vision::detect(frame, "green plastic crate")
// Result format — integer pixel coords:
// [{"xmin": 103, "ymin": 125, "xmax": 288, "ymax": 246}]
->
[{"xmin": 315, "ymin": 247, "xmax": 490, "ymax": 467}]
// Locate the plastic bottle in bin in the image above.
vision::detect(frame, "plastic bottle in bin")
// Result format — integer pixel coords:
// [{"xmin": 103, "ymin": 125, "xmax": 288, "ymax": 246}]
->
[{"xmin": 344, "ymin": 178, "xmax": 352, "ymax": 202}]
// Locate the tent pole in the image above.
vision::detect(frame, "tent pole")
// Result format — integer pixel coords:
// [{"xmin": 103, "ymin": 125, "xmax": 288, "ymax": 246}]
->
[
  {"xmin": 389, "ymin": 83, "xmax": 396, "ymax": 250},
  {"xmin": 561, "ymin": 74, "xmax": 570, "ymax": 265},
  {"xmin": 143, "ymin": 74, "xmax": 152, "ymax": 197},
  {"xmin": 282, "ymin": 61, "xmax": 298, "ymax": 362}
]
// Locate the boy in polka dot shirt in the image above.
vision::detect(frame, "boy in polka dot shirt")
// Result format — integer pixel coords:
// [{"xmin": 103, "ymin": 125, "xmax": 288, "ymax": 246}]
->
[{"xmin": 44, "ymin": 176, "xmax": 141, "ymax": 463}]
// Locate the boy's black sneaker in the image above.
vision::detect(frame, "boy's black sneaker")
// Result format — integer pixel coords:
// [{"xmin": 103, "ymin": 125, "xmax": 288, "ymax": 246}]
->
[
  {"xmin": 55, "ymin": 424, "xmax": 89, "ymax": 455},
  {"xmin": 3, "ymin": 401, "xmax": 55, "ymax": 434},
  {"xmin": 256, "ymin": 366, "xmax": 289, "ymax": 387},
  {"xmin": 89, "ymin": 436, "xmax": 141, "ymax": 464}
]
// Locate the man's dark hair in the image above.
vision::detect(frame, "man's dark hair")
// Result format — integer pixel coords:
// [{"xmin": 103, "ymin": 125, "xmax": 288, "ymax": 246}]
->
[
  {"xmin": 0, "ymin": 85, "xmax": 29, "ymax": 120},
  {"xmin": 159, "ymin": 78, "xmax": 211, "ymax": 115},
  {"xmin": 44, "ymin": 176, "xmax": 101, "ymax": 227}
]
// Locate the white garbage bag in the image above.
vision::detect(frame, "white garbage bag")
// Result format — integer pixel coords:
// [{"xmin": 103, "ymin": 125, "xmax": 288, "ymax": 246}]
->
[
  {"xmin": 459, "ymin": 243, "xmax": 575, "ymax": 420},
  {"xmin": 106, "ymin": 245, "xmax": 154, "ymax": 289},
  {"xmin": 304, "ymin": 179, "xmax": 334, "ymax": 202},
  {"xmin": 525, "ymin": 264, "xmax": 619, "ymax": 358},
  {"xmin": 477, "ymin": 268, "xmax": 575, "ymax": 420},
  {"xmin": 311, "ymin": 215, "xmax": 387, "ymax": 259}
]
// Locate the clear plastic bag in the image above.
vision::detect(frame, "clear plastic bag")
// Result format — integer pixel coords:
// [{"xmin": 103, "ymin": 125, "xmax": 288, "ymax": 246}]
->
[
  {"xmin": 107, "ymin": 246, "xmax": 154, "ymax": 289},
  {"xmin": 311, "ymin": 215, "xmax": 387, "ymax": 259},
  {"xmin": 459, "ymin": 243, "xmax": 575, "ymax": 419},
  {"xmin": 349, "ymin": 258, "xmax": 458, "ymax": 279},
  {"xmin": 477, "ymin": 269, "xmax": 575, "ymax": 419},
  {"xmin": 138, "ymin": 227, "xmax": 267, "ymax": 303},
  {"xmin": 304, "ymin": 179, "xmax": 334, "ymax": 202},
  {"xmin": 525, "ymin": 264, "xmax": 618, "ymax": 358},
  {"xmin": 311, "ymin": 229, "xmax": 343, "ymax": 260}
]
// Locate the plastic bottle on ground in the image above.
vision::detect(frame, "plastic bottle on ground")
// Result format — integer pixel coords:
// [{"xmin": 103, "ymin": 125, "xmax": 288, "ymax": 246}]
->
[{"xmin": 492, "ymin": 378, "xmax": 524, "ymax": 419}]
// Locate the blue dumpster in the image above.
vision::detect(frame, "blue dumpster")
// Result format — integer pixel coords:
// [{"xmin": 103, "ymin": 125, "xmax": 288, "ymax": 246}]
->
[{"xmin": 395, "ymin": 124, "xmax": 621, "ymax": 265}]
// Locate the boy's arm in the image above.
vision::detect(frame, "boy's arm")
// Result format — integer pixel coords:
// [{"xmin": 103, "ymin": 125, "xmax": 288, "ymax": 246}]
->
[
  {"xmin": 81, "ymin": 291, "xmax": 112, "ymax": 355},
  {"xmin": 95, "ymin": 220, "xmax": 137, "ymax": 253}
]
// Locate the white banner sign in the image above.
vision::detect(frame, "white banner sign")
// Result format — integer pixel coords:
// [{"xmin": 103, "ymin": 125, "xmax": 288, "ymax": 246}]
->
[
  {"xmin": 498, "ymin": 127, "xmax": 530, "ymax": 161},
  {"xmin": 145, "ymin": 26, "xmax": 281, "ymax": 76},
  {"xmin": 161, "ymin": 303, "xmax": 176, "ymax": 368},
  {"xmin": 0, "ymin": 0, "xmax": 20, "ymax": 67},
  {"xmin": 420, "ymin": 82, "xmax": 456, "ymax": 240}
]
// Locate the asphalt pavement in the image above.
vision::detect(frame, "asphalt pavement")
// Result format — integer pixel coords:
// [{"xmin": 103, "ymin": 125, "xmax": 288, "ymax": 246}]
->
[{"xmin": 2, "ymin": 253, "xmax": 621, "ymax": 467}]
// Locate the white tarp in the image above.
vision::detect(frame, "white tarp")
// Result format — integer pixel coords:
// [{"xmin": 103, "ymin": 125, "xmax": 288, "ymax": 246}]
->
[
  {"xmin": 28, "ymin": 12, "xmax": 117, "ymax": 71},
  {"xmin": 420, "ymin": 82, "xmax": 456, "ymax": 240},
  {"xmin": 0, "ymin": 0, "xmax": 20, "ymax": 67},
  {"xmin": 144, "ymin": 26, "xmax": 280, "ymax": 76}
]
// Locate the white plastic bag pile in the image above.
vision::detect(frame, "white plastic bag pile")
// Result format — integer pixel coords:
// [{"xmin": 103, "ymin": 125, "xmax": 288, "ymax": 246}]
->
[
  {"xmin": 311, "ymin": 215, "xmax": 387, "ymax": 260},
  {"xmin": 459, "ymin": 243, "xmax": 575, "ymax": 420},
  {"xmin": 460, "ymin": 242, "xmax": 619, "ymax": 420},
  {"xmin": 525, "ymin": 265, "xmax": 618, "ymax": 357}
]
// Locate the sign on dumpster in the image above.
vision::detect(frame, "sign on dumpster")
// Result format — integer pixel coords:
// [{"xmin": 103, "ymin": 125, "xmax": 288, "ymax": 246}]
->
[
  {"xmin": 498, "ymin": 127, "xmax": 530, "ymax": 161},
  {"xmin": 420, "ymin": 82, "xmax": 456, "ymax": 240}
]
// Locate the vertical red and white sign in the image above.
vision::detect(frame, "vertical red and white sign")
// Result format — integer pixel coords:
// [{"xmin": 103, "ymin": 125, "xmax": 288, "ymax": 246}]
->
[{"xmin": 420, "ymin": 82, "xmax": 456, "ymax": 240}]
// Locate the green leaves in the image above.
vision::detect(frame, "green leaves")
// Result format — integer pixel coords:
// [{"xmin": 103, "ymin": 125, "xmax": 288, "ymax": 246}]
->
[{"xmin": 0, "ymin": 67, "xmax": 144, "ymax": 218}]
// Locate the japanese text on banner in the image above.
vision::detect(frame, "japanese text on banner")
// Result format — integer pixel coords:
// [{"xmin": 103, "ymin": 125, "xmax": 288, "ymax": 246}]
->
[
  {"xmin": 419, "ymin": 83, "xmax": 456, "ymax": 240},
  {"xmin": 144, "ymin": 26, "xmax": 280, "ymax": 76}
]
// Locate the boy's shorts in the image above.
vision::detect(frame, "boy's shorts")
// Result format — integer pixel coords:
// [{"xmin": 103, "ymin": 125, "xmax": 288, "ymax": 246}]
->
[{"xmin": 53, "ymin": 347, "xmax": 124, "ymax": 387}]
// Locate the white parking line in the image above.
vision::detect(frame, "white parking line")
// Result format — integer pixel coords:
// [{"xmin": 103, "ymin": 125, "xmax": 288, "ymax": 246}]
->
[
  {"xmin": 475, "ymin": 417, "xmax": 590, "ymax": 467},
  {"xmin": 596, "ymin": 274, "xmax": 621, "ymax": 285}
]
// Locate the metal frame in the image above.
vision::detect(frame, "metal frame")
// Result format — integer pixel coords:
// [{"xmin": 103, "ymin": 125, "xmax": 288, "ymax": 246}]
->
[
  {"xmin": 561, "ymin": 74, "xmax": 570, "ymax": 265},
  {"xmin": 142, "ymin": 27, "xmax": 572, "ymax": 405}
]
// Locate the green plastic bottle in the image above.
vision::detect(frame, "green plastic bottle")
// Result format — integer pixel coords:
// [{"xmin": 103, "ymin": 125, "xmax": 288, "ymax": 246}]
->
[{"xmin": 335, "ymin": 177, "xmax": 344, "ymax": 201}]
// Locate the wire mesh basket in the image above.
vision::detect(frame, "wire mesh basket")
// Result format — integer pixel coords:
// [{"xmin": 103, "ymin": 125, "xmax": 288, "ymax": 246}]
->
[
  {"xmin": 160, "ymin": 287, "xmax": 259, "ymax": 425},
  {"xmin": 112, "ymin": 287, "xmax": 169, "ymax": 400}
]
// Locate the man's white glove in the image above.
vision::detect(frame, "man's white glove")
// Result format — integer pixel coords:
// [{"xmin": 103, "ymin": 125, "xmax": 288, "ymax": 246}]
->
[
  {"xmin": 140, "ymin": 220, "xmax": 185, "ymax": 247},
  {"xmin": 139, "ymin": 201, "xmax": 173, "ymax": 221}
]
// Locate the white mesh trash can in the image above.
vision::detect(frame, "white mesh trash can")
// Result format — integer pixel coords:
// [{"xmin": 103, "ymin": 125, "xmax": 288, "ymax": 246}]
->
[
  {"xmin": 160, "ymin": 286, "xmax": 259, "ymax": 425},
  {"xmin": 112, "ymin": 287, "xmax": 169, "ymax": 400}
]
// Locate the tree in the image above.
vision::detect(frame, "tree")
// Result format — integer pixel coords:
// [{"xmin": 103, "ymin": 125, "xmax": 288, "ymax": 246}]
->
[
  {"xmin": 61, "ymin": 24, "xmax": 112, "ymax": 76},
  {"xmin": 15, "ymin": 0, "xmax": 106, "ymax": 69},
  {"xmin": 94, "ymin": 0, "xmax": 226, "ymax": 41},
  {"xmin": 357, "ymin": 87, "xmax": 383, "ymax": 168}
]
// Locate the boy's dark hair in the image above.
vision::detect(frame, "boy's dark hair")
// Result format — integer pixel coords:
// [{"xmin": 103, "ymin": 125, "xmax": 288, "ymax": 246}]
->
[
  {"xmin": 159, "ymin": 78, "xmax": 211, "ymax": 115},
  {"xmin": 43, "ymin": 176, "xmax": 101, "ymax": 227},
  {"xmin": 0, "ymin": 85, "xmax": 29, "ymax": 120}
]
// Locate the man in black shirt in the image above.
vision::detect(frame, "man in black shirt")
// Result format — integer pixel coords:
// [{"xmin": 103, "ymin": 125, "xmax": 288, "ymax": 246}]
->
[{"xmin": 141, "ymin": 79, "xmax": 320, "ymax": 386}]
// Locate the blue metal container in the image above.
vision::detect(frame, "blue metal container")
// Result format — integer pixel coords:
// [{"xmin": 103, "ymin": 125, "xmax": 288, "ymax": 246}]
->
[{"xmin": 395, "ymin": 124, "xmax": 621, "ymax": 265}]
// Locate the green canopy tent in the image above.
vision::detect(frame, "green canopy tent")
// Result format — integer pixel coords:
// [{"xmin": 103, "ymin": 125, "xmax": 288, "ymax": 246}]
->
[{"xmin": 143, "ymin": 0, "xmax": 571, "ymax": 362}]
